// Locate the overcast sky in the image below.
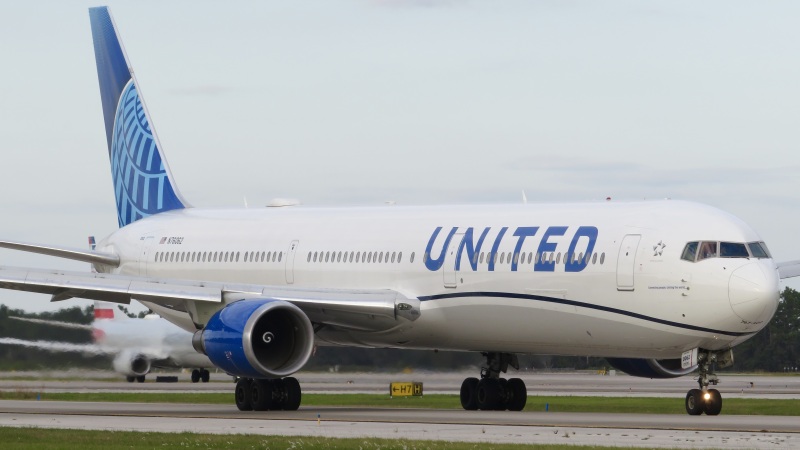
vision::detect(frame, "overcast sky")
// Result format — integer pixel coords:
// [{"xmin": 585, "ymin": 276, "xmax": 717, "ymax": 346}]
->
[{"xmin": 0, "ymin": 0, "xmax": 799, "ymax": 313}]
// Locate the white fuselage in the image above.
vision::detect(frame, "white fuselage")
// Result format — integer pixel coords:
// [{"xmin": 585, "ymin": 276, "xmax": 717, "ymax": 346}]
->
[
  {"xmin": 93, "ymin": 316, "xmax": 213, "ymax": 369},
  {"xmin": 95, "ymin": 200, "xmax": 779, "ymax": 360}
]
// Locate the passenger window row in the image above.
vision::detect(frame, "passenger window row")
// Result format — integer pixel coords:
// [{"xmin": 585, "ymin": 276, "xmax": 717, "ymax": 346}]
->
[
  {"xmin": 154, "ymin": 250, "xmax": 283, "ymax": 264},
  {"xmin": 422, "ymin": 251, "xmax": 607, "ymax": 266},
  {"xmin": 306, "ymin": 251, "xmax": 416, "ymax": 264}
]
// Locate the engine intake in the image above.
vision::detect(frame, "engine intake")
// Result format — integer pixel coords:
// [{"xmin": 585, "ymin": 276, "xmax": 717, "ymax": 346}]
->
[
  {"xmin": 194, "ymin": 299, "xmax": 314, "ymax": 379},
  {"xmin": 112, "ymin": 351, "xmax": 151, "ymax": 376},
  {"xmin": 606, "ymin": 357, "xmax": 696, "ymax": 378}
]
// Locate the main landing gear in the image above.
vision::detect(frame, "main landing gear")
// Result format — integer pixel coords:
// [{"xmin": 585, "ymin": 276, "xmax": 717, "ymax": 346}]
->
[
  {"xmin": 125, "ymin": 375, "xmax": 146, "ymax": 383},
  {"xmin": 234, "ymin": 377, "xmax": 302, "ymax": 411},
  {"xmin": 191, "ymin": 369, "xmax": 211, "ymax": 383},
  {"xmin": 684, "ymin": 349, "xmax": 732, "ymax": 416},
  {"xmin": 460, "ymin": 352, "xmax": 527, "ymax": 411}
]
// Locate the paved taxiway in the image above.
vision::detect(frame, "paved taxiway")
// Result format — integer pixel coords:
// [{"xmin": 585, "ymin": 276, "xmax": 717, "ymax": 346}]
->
[
  {"xmin": 2, "ymin": 371, "xmax": 799, "ymax": 398},
  {"xmin": 0, "ymin": 400, "xmax": 798, "ymax": 448},
  {"xmin": 1, "ymin": 371, "xmax": 798, "ymax": 448}
]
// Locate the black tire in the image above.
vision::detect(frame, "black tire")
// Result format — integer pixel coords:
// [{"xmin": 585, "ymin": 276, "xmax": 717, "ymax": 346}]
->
[
  {"xmin": 507, "ymin": 378, "xmax": 527, "ymax": 411},
  {"xmin": 283, "ymin": 377, "xmax": 302, "ymax": 411},
  {"xmin": 704, "ymin": 389, "xmax": 722, "ymax": 416},
  {"xmin": 685, "ymin": 388, "xmax": 703, "ymax": 415},
  {"xmin": 494, "ymin": 378, "xmax": 509, "ymax": 410},
  {"xmin": 191, "ymin": 369, "xmax": 200, "ymax": 383},
  {"xmin": 477, "ymin": 378, "xmax": 501, "ymax": 411},
  {"xmin": 251, "ymin": 379, "xmax": 274, "ymax": 411},
  {"xmin": 235, "ymin": 378, "xmax": 253, "ymax": 411},
  {"xmin": 460, "ymin": 377, "xmax": 479, "ymax": 410},
  {"xmin": 126, "ymin": 376, "xmax": 135, "ymax": 383},
  {"xmin": 200, "ymin": 369, "xmax": 210, "ymax": 383},
  {"xmin": 136, "ymin": 375, "xmax": 145, "ymax": 383}
]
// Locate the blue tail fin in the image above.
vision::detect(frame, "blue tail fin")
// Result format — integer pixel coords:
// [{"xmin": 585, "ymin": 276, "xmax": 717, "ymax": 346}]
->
[{"xmin": 89, "ymin": 7, "xmax": 187, "ymax": 228}]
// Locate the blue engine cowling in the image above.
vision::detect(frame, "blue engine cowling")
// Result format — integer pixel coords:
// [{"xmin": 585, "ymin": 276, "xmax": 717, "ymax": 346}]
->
[
  {"xmin": 192, "ymin": 299, "xmax": 314, "ymax": 379},
  {"xmin": 606, "ymin": 358, "xmax": 697, "ymax": 378}
]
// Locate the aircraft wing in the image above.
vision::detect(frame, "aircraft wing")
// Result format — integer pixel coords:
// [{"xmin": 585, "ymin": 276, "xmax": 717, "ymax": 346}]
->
[
  {"xmin": 9, "ymin": 316, "xmax": 93, "ymax": 330},
  {"xmin": 0, "ymin": 337, "xmax": 115, "ymax": 355},
  {"xmin": 777, "ymin": 260, "xmax": 800, "ymax": 279},
  {"xmin": 0, "ymin": 266, "xmax": 420, "ymax": 332}
]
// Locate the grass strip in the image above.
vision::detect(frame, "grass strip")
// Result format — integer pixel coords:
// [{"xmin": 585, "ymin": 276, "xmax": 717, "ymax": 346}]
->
[
  {"xmin": 1, "ymin": 390, "xmax": 797, "ymax": 415},
  {"xmin": 0, "ymin": 427, "xmax": 658, "ymax": 450}
]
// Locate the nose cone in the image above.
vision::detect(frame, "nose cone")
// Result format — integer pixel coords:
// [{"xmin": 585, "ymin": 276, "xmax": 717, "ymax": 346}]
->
[{"xmin": 729, "ymin": 262, "xmax": 779, "ymax": 325}]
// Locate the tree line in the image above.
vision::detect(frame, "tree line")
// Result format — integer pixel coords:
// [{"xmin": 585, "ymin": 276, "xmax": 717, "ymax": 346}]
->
[{"xmin": 0, "ymin": 288, "xmax": 797, "ymax": 372}]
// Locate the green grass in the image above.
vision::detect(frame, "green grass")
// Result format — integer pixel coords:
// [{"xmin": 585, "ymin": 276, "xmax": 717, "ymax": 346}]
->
[
  {"xmin": 1, "ymin": 390, "xmax": 798, "ymax": 415},
  {"xmin": 0, "ymin": 427, "xmax": 660, "ymax": 450}
]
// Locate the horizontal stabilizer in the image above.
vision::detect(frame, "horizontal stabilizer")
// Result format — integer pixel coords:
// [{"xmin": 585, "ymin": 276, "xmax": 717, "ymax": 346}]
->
[{"xmin": 0, "ymin": 239, "xmax": 119, "ymax": 267}]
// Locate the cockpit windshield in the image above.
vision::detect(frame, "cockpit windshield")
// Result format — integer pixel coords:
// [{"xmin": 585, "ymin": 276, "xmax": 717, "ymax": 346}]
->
[{"xmin": 681, "ymin": 240, "xmax": 771, "ymax": 262}]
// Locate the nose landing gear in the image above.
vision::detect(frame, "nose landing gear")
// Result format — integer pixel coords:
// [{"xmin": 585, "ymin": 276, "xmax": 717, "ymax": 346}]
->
[
  {"xmin": 684, "ymin": 349, "xmax": 732, "ymax": 416},
  {"xmin": 460, "ymin": 352, "xmax": 527, "ymax": 411}
]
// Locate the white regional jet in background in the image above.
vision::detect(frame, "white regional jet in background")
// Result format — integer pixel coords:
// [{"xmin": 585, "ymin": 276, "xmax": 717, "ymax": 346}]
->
[
  {"xmin": 0, "ymin": 6, "xmax": 798, "ymax": 415},
  {"xmin": 1, "ymin": 302, "xmax": 215, "ymax": 383}
]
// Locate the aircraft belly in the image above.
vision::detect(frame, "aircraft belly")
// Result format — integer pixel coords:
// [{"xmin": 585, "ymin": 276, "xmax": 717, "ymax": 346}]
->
[{"xmin": 324, "ymin": 296, "xmax": 739, "ymax": 358}]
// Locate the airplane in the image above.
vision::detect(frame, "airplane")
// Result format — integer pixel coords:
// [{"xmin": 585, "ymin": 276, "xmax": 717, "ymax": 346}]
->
[
  {"xmin": 0, "ymin": 5, "xmax": 796, "ymax": 415},
  {"xmin": 1, "ymin": 301, "xmax": 216, "ymax": 383}
]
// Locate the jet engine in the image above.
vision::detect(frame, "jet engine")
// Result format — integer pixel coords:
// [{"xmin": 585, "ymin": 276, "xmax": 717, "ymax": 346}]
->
[
  {"xmin": 112, "ymin": 350, "xmax": 151, "ymax": 376},
  {"xmin": 192, "ymin": 299, "xmax": 314, "ymax": 379},
  {"xmin": 605, "ymin": 357, "xmax": 697, "ymax": 378}
]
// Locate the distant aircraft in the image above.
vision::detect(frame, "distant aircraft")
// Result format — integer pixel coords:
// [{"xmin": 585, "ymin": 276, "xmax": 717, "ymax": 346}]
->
[
  {"xmin": 0, "ymin": 6, "xmax": 796, "ymax": 415},
  {"xmin": 2, "ymin": 302, "xmax": 215, "ymax": 383}
]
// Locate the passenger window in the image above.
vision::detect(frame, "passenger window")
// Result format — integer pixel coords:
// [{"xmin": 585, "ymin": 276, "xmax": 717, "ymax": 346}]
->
[
  {"xmin": 379, "ymin": 252, "xmax": 383, "ymax": 263},
  {"xmin": 236, "ymin": 252, "xmax": 240, "ymax": 262},
  {"xmin": 748, "ymin": 241, "xmax": 770, "ymax": 259},
  {"xmin": 599, "ymin": 252, "xmax": 605, "ymax": 264},
  {"xmin": 410, "ymin": 252, "xmax": 415, "ymax": 263},
  {"xmin": 398, "ymin": 252, "xmax": 403, "ymax": 263},
  {"xmin": 356, "ymin": 252, "xmax": 361, "ymax": 263},
  {"xmin": 556, "ymin": 253, "xmax": 561, "ymax": 264},
  {"xmin": 479, "ymin": 252, "xmax": 484, "ymax": 264},
  {"xmin": 278, "ymin": 252, "xmax": 282, "ymax": 262},
  {"xmin": 392, "ymin": 252, "xmax": 396, "ymax": 263},
  {"xmin": 592, "ymin": 253, "xmax": 597, "ymax": 264},
  {"xmin": 367, "ymin": 253, "xmax": 372, "ymax": 263},
  {"xmin": 697, "ymin": 242, "xmax": 718, "ymax": 261},
  {"xmin": 720, "ymin": 242, "xmax": 748, "ymax": 258}
]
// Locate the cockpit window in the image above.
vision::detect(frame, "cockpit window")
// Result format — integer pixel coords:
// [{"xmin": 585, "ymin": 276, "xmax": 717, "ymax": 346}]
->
[
  {"xmin": 748, "ymin": 241, "xmax": 771, "ymax": 259},
  {"xmin": 720, "ymin": 242, "xmax": 749, "ymax": 258},
  {"xmin": 697, "ymin": 241, "xmax": 718, "ymax": 261},
  {"xmin": 681, "ymin": 242, "xmax": 698, "ymax": 262}
]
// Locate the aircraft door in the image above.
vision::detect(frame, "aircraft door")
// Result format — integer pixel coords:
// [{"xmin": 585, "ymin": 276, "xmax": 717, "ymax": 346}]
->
[
  {"xmin": 138, "ymin": 236, "xmax": 155, "ymax": 277},
  {"xmin": 616, "ymin": 234, "xmax": 641, "ymax": 291},
  {"xmin": 443, "ymin": 232, "xmax": 464, "ymax": 288},
  {"xmin": 285, "ymin": 240, "xmax": 299, "ymax": 284}
]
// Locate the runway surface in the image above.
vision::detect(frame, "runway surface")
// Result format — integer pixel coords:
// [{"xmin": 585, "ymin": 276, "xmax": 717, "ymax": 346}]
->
[
  {"xmin": 2, "ymin": 370, "xmax": 799, "ymax": 398},
  {"xmin": 0, "ymin": 399, "xmax": 798, "ymax": 448},
  {"xmin": 1, "ymin": 371, "xmax": 798, "ymax": 448}
]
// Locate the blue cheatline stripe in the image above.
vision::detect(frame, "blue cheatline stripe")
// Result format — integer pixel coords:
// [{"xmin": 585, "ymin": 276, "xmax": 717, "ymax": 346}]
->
[{"xmin": 417, "ymin": 291, "xmax": 752, "ymax": 337}]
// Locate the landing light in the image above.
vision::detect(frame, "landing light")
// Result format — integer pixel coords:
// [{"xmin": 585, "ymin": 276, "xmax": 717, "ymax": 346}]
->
[{"xmin": 703, "ymin": 392, "xmax": 711, "ymax": 401}]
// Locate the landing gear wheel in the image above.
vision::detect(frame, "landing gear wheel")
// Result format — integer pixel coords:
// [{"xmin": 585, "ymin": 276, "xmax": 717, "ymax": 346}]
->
[
  {"xmin": 685, "ymin": 389, "xmax": 703, "ymax": 415},
  {"xmin": 191, "ymin": 369, "xmax": 200, "ymax": 383},
  {"xmin": 704, "ymin": 389, "xmax": 722, "ymax": 416},
  {"xmin": 200, "ymin": 369, "xmax": 210, "ymax": 383},
  {"xmin": 477, "ymin": 378, "xmax": 501, "ymax": 411},
  {"xmin": 494, "ymin": 378, "xmax": 509, "ymax": 410},
  {"xmin": 136, "ymin": 375, "xmax": 145, "ymax": 383},
  {"xmin": 507, "ymin": 378, "xmax": 527, "ymax": 411},
  {"xmin": 235, "ymin": 378, "xmax": 253, "ymax": 411},
  {"xmin": 251, "ymin": 379, "xmax": 274, "ymax": 411},
  {"xmin": 460, "ymin": 377, "xmax": 479, "ymax": 410},
  {"xmin": 126, "ymin": 376, "xmax": 134, "ymax": 383},
  {"xmin": 283, "ymin": 377, "xmax": 302, "ymax": 411}
]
